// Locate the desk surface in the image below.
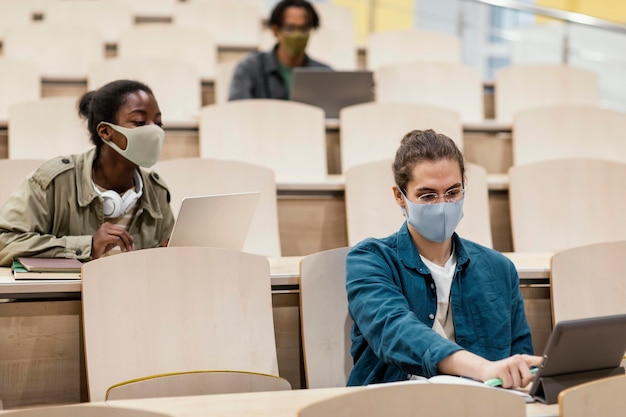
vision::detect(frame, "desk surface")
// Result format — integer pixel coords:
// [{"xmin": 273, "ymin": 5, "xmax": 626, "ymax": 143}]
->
[
  {"xmin": 101, "ymin": 386, "xmax": 557, "ymax": 417},
  {"xmin": 0, "ymin": 253, "xmax": 551, "ymax": 298}
]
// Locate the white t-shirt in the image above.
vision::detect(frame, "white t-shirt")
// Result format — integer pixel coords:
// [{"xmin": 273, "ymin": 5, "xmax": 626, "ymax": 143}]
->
[{"xmin": 420, "ymin": 248, "xmax": 457, "ymax": 342}]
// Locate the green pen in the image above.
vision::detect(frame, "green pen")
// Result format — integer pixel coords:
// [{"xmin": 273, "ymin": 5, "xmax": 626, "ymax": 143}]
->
[{"xmin": 484, "ymin": 367, "xmax": 538, "ymax": 387}]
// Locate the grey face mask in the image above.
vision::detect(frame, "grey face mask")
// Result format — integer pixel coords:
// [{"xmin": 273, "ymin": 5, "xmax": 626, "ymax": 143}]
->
[
  {"xmin": 99, "ymin": 122, "xmax": 164, "ymax": 168},
  {"xmin": 401, "ymin": 192, "xmax": 464, "ymax": 242}
]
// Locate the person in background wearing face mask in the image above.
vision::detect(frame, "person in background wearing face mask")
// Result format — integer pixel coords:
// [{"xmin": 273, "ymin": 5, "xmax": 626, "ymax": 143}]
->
[
  {"xmin": 346, "ymin": 129, "xmax": 542, "ymax": 389},
  {"xmin": 228, "ymin": 0, "xmax": 331, "ymax": 101},
  {"xmin": 0, "ymin": 79, "xmax": 174, "ymax": 266}
]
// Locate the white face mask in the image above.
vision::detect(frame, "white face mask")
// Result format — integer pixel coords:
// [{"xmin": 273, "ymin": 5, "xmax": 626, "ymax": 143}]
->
[{"xmin": 99, "ymin": 122, "xmax": 164, "ymax": 168}]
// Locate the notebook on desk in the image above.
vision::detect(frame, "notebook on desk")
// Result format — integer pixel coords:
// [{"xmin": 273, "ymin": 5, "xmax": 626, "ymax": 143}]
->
[
  {"xmin": 527, "ymin": 314, "xmax": 626, "ymax": 404},
  {"xmin": 167, "ymin": 192, "xmax": 260, "ymax": 250},
  {"xmin": 290, "ymin": 69, "xmax": 374, "ymax": 118}
]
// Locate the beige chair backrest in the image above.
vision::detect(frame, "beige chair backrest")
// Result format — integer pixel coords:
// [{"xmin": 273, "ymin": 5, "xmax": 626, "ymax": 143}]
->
[
  {"xmin": 0, "ymin": 58, "xmax": 40, "ymax": 121},
  {"xmin": 558, "ymin": 374, "xmax": 626, "ymax": 417},
  {"xmin": 215, "ymin": 60, "xmax": 239, "ymax": 104},
  {"xmin": 82, "ymin": 246, "xmax": 279, "ymax": 402},
  {"xmin": 0, "ymin": 404, "xmax": 171, "ymax": 417},
  {"xmin": 297, "ymin": 383, "xmax": 525, "ymax": 417},
  {"xmin": 307, "ymin": 27, "xmax": 358, "ymax": 70},
  {"xmin": 495, "ymin": 64, "xmax": 599, "ymax": 123},
  {"xmin": 300, "ymin": 247, "xmax": 352, "ymax": 388},
  {"xmin": 3, "ymin": 23, "xmax": 104, "ymax": 79},
  {"xmin": 375, "ymin": 62, "xmax": 484, "ymax": 123},
  {"xmin": 550, "ymin": 240, "xmax": 626, "ymax": 325},
  {"xmin": 117, "ymin": 25, "xmax": 217, "ymax": 80},
  {"xmin": 345, "ymin": 160, "xmax": 492, "ymax": 248},
  {"xmin": 198, "ymin": 100, "xmax": 327, "ymax": 177},
  {"xmin": 44, "ymin": 0, "xmax": 134, "ymax": 44},
  {"xmin": 513, "ymin": 104, "xmax": 626, "ymax": 166},
  {"xmin": 99, "ymin": 0, "xmax": 175, "ymax": 20},
  {"xmin": 366, "ymin": 29, "xmax": 461, "ymax": 71},
  {"xmin": 313, "ymin": 2, "xmax": 356, "ymax": 36},
  {"xmin": 0, "ymin": 0, "xmax": 38, "ymax": 41},
  {"xmin": 172, "ymin": 0, "xmax": 261, "ymax": 48},
  {"xmin": 153, "ymin": 158, "xmax": 281, "ymax": 256},
  {"xmin": 88, "ymin": 57, "xmax": 202, "ymax": 124},
  {"xmin": 105, "ymin": 370, "xmax": 291, "ymax": 401},
  {"xmin": 509, "ymin": 158, "xmax": 626, "ymax": 252},
  {"xmin": 0, "ymin": 159, "xmax": 46, "ymax": 205},
  {"xmin": 340, "ymin": 102, "xmax": 463, "ymax": 173},
  {"xmin": 8, "ymin": 97, "xmax": 92, "ymax": 159}
]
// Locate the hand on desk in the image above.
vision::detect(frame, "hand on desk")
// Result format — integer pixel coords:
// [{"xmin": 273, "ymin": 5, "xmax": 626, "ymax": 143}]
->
[
  {"xmin": 92, "ymin": 222, "xmax": 135, "ymax": 259},
  {"xmin": 480, "ymin": 354, "xmax": 543, "ymax": 389}
]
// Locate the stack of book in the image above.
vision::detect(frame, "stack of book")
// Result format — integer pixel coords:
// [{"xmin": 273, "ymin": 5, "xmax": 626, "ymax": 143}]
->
[{"xmin": 11, "ymin": 257, "xmax": 82, "ymax": 280}]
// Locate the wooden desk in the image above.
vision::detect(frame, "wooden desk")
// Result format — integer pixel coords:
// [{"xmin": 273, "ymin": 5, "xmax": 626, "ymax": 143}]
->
[
  {"xmin": 102, "ymin": 386, "xmax": 558, "ymax": 417},
  {"xmin": 0, "ymin": 253, "xmax": 552, "ymax": 409}
]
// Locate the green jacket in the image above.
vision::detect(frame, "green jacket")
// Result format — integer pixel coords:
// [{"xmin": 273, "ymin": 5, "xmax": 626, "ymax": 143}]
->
[{"xmin": 0, "ymin": 148, "xmax": 175, "ymax": 266}]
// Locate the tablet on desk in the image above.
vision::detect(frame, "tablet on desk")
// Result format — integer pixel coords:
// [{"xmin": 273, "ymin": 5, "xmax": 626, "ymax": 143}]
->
[
  {"xmin": 528, "ymin": 314, "xmax": 626, "ymax": 404},
  {"xmin": 290, "ymin": 69, "xmax": 374, "ymax": 118},
  {"xmin": 167, "ymin": 192, "xmax": 260, "ymax": 250}
]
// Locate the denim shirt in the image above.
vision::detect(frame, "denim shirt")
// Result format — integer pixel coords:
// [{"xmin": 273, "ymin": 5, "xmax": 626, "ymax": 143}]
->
[
  {"xmin": 228, "ymin": 44, "xmax": 331, "ymax": 101},
  {"xmin": 346, "ymin": 223, "xmax": 534, "ymax": 386}
]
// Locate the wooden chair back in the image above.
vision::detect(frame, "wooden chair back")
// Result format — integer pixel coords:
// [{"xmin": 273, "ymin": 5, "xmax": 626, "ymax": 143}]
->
[
  {"xmin": 550, "ymin": 240, "xmax": 626, "ymax": 325},
  {"xmin": 0, "ymin": 404, "xmax": 170, "ymax": 417},
  {"xmin": 153, "ymin": 158, "xmax": 281, "ymax": 256},
  {"xmin": 82, "ymin": 247, "xmax": 279, "ymax": 401},
  {"xmin": 88, "ymin": 57, "xmax": 201, "ymax": 125},
  {"xmin": 298, "ymin": 383, "xmax": 525, "ymax": 417},
  {"xmin": 0, "ymin": 0, "xmax": 37, "ymax": 41},
  {"xmin": 509, "ymin": 158, "xmax": 626, "ymax": 252},
  {"xmin": 3, "ymin": 23, "xmax": 104, "ymax": 78},
  {"xmin": 558, "ymin": 374, "xmax": 626, "ymax": 417},
  {"xmin": 366, "ymin": 29, "xmax": 461, "ymax": 70},
  {"xmin": 0, "ymin": 58, "xmax": 40, "ymax": 121},
  {"xmin": 345, "ymin": 160, "xmax": 492, "ymax": 248},
  {"xmin": 513, "ymin": 104, "xmax": 626, "ymax": 166},
  {"xmin": 495, "ymin": 64, "xmax": 599, "ymax": 123},
  {"xmin": 215, "ymin": 60, "xmax": 239, "ymax": 104},
  {"xmin": 106, "ymin": 370, "xmax": 291, "ymax": 400},
  {"xmin": 0, "ymin": 159, "xmax": 45, "ymax": 205},
  {"xmin": 198, "ymin": 100, "xmax": 327, "ymax": 177},
  {"xmin": 8, "ymin": 97, "xmax": 92, "ymax": 159},
  {"xmin": 300, "ymin": 247, "xmax": 352, "ymax": 388},
  {"xmin": 375, "ymin": 62, "xmax": 484, "ymax": 122},
  {"xmin": 340, "ymin": 102, "xmax": 463, "ymax": 173}
]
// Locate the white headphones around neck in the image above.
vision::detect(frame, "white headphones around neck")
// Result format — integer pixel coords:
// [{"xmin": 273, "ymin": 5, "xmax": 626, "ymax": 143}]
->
[{"xmin": 93, "ymin": 171, "xmax": 144, "ymax": 218}]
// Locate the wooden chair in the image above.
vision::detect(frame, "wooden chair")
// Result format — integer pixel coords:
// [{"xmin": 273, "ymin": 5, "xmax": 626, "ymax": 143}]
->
[
  {"xmin": 550, "ymin": 240, "xmax": 626, "ymax": 325},
  {"xmin": 215, "ymin": 60, "xmax": 239, "ymax": 104},
  {"xmin": 0, "ymin": 58, "xmax": 40, "ymax": 121},
  {"xmin": 297, "ymin": 383, "xmax": 525, "ymax": 417},
  {"xmin": 152, "ymin": 158, "xmax": 281, "ymax": 256},
  {"xmin": 0, "ymin": 0, "xmax": 38, "ymax": 42},
  {"xmin": 366, "ymin": 29, "xmax": 461, "ymax": 71},
  {"xmin": 106, "ymin": 370, "xmax": 291, "ymax": 400},
  {"xmin": 512, "ymin": 104, "xmax": 626, "ymax": 166},
  {"xmin": 2, "ymin": 23, "xmax": 104, "ymax": 79},
  {"xmin": 43, "ymin": 0, "xmax": 134, "ymax": 44},
  {"xmin": 81, "ymin": 246, "xmax": 283, "ymax": 401},
  {"xmin": 88, "ymin": 57, "xmax": 202, "ymax": 124},
  {"xmin": 495, "ymin": 64, "xmax": 599, "ymax": 123},
  {"xmin": 0, "ymin": 404, "xmax": 171, "ymax": 417},
  {"xmin": 375, "ymin": 62, "xmax": 484, "ymax": 123},
  {"xmin": 117, "ymin": 25, "xmax": 217, "ymax": 80},
  {"xmin": 340, "ymin": 102, "xmax": 463, "ymax": 173},
  {"xmin": 172, "ymin": 0, "xmax": 261, "ymax": 49},
  {"xmin": 8, "ymin": 97, "xmax": 92, "ymax": 159},
  {"xmin": 509, "ymin": 158, "xmax": 626, "ymax": 252},
  {"xmin": 99, "ymin": 0, "xmax": 175, "ymax": 20},
  {"xmin": 558, "ymin": 374, "xmax": 626, "ymax": 417},
  {"xmin": 198, "ymin": 100, "xmax": 327, "ymax": 177},
  {"xmin": 345, "ymin": 160, "xmax": 492, "ymax": 248},
  {"xmin": 0, "ymin": 159, "xmax": 45, "ymax": 205},
  {"xmin": 299, "ymin": 247, "xmax": 352, "ymax": 388},
  {"xmin": 307, "ymin": 27, "xmax": 358, "ymax": 70}
]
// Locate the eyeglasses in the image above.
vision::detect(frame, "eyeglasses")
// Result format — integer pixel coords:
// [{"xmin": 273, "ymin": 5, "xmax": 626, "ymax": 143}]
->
[
  {"xmin": 414, "ymin": 187, "xmax": 465, "ymax": 204},
  {"xmin": 280, "ymin": 24, "xmax": 312, "ymax": 34}
]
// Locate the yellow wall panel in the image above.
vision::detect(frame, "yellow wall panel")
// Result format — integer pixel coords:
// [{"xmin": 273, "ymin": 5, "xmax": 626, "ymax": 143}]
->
[
  {"xmin": 332, "ymin": 0, "xmax": 415, "ymax": 43},
  {"xmin": 577, "ymin": 0, "xmax": 626, "ymax": 22}
]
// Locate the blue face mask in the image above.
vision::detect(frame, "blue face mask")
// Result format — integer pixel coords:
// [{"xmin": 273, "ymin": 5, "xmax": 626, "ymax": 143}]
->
[{"xmin": 401, "ymin": 192, "xmax": 464, "ymax": 242}]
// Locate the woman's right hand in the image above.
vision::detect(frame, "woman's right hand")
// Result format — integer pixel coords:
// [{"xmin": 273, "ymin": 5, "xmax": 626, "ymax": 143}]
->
[{"xmin": 91, "ymin": 222, "xmax": 134, "ymax": 259}]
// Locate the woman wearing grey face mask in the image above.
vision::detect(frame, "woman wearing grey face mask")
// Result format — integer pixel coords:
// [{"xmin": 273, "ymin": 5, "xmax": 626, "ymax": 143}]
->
[
  {"xmin": 0, "ymin": 79, "xmax": 175, "ymax": 266},
  {"xmin": 345, "ymin": 129, "xmax": 542, "ymax": 389}
]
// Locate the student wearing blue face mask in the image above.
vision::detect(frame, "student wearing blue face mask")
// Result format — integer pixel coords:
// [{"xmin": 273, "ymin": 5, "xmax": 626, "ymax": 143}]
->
[
  {"xmin": 346, "ymin": 129, "xmax": 542, "ymax": 389},
  {"xmin": 0, "ymin": 79, "xmax": 175, "ymax": 266}
]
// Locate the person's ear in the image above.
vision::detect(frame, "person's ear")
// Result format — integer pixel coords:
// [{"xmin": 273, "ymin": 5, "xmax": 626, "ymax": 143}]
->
[
  {"xmin": 392, "ymin": 185, "xmax": 405, "ymax": 208},
  {"xmin": 96, "ymin": 122, "xmax": 112, "ymax": 143}
]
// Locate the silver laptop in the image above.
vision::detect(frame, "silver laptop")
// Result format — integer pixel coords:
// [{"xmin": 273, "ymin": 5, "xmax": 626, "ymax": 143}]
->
[
  {"xmin": 167, "ymin": 192, "xmax": 260, "ymax": 250},
  {"xmin": 528, "ymin": 314, "xmax": 626, "ymax": 404},
  {"xmin": 290, "ymin": 69, "xmax": 374, "ymax": 118}
]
